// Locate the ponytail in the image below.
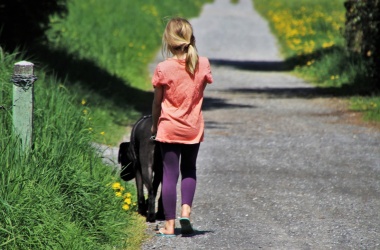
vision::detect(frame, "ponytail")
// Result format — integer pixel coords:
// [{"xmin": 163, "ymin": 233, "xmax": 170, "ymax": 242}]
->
[{"xmin": 185, "ymin": 36, "xmax": 198, "ymax": 75}]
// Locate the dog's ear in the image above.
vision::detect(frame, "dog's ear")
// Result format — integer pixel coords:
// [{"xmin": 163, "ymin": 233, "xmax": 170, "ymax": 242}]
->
[
  {"xmin": 118, "ymin": 142, "xmax": 132, "ymax": 166},
  {"xmin": 127, "ymin": 141, "xmax": 137, "ymax": 162}
]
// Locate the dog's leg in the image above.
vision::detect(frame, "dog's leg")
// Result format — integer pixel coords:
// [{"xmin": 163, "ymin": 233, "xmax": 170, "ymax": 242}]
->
[
  {"xmin": 140, "ymin": 151, "xmax": 156, "ymax": 222},
  {"xmin": 135, "ymin": 163, "xmax": 147, "ymax": 216}
]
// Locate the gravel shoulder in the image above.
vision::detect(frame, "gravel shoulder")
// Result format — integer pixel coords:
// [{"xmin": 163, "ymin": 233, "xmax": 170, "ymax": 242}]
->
[{"xmin": 141, "ymin": 0, "xmax": 380, "ymax": 249}]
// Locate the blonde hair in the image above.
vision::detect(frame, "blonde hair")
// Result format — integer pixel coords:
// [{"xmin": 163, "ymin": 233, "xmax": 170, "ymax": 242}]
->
[{"xmin": 162, "ymin": 17, "xmax": 198, "ymax": 75}]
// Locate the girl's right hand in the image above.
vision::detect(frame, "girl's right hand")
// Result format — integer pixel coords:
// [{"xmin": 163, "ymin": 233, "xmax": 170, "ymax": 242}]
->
[{"xmin": 151, "ymin": 125, "xmax": 157, "ymax": 136}]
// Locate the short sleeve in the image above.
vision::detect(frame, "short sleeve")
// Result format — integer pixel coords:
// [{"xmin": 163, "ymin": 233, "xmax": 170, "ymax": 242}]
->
[
  {"xmin": 205, "ymin": 60, "xmax": 213, "ymax": 84},
  {"xmin": 152, "ymin": 65, "xmax": 165, "ymax": 87}
]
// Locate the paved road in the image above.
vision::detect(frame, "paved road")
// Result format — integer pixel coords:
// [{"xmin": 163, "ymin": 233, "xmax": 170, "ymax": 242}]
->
[{"xmin": 142, "ymin": 0, "xmax": 380, "ymax": 249}]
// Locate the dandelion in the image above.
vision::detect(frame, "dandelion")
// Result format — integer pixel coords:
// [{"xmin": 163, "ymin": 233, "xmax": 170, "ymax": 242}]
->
[
  {"xmin": 124, "ymin": 198, "xmax": 132, "ymax": 205},
  {"xmin": 89, "ymin": 127, "xmax": 93, "ymax": 131},
  {"xmin": 322, "ymin": 41, "xmax": 334, "ymax": 48},
  {"xmin": 122, "ymin": 204, "xmax": 130, "ymax": 211},
  {"xmin": 100, "ymin": 131, "xmax": 105, "ymax": 135},
  {"xmin": 81, "ymin": 99, "xmax": 86, "ymax": 105},
  {"xmin": 83, "ymin": 109, "xmax": 88, "ymax": 115},
  {"xmin": 306, "ymin": 60, "xmax": 315, "ymax": 66},
  {"xmin": 330, "ymin": 75, "xmax": 335, "ymax": 80},
  {"xmin": 112, "ymin": 182, "xmax": 121, "ymax": 190},
  {"xmin": 115, "ymin": 192, "xmax": 122, "ymax": 197}
]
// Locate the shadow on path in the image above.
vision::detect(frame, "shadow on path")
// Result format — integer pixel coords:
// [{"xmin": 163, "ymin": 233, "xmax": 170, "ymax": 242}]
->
[
  {"xmin": 210, "ymin": 59, "xmax": 293, "ymax": 72},
  {"xmin": 203, "ymin": 96, "xmax": 256, "ymax": 111},
  {"xmin": 172, "ymin": 228, "xmax": 215, "ymax": 238}
]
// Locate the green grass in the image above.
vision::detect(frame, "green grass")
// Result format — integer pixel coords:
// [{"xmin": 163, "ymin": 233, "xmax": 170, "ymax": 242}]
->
[
  {"xmin": 253, "ymin": 0, "xmax": 380, "ymax": 122},
  {"xmin": 350, "ymin": 97, "xmax": 380, "ymax": 122},
  {"xmin": 39, "ymin": 0, "xmax": 213, "ymax": 145},
  {"xmin": 1, "ymin": 50, "xmax": 140, "ymax": 249},
  {"xmin": 1, "ymin": 1, "xmax": 212, "ymax": 248}
]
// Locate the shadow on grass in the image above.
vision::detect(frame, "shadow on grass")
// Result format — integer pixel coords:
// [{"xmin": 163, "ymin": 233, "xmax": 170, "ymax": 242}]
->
[
  {"xmin": 27, "ymin": 44, "xmax": 259, "ymax": 115},
  {"xmin": 29, "ymin": 44, "xmax": 153, "ymax": 114}
]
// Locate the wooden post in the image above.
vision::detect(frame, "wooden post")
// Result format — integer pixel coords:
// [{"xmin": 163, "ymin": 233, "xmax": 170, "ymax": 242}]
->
[{"xmin": 11, "ymin": 61, "xmax": 37, "ymax": 151}]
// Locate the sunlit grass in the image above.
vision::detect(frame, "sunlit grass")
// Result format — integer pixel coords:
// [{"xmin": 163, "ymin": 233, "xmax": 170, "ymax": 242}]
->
[
  {"xmin": 253, "ymin": 0, "xmax": 379, "ymax": 122},
  {"xmin": 43, "ymin": 0, "xmax": 212, "ymax": 145}
]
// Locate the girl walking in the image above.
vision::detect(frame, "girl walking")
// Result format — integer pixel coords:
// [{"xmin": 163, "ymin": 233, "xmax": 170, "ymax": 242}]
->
[{"xmin": 151, "ymin": 17, "xmax": 213, "ymax": 236}]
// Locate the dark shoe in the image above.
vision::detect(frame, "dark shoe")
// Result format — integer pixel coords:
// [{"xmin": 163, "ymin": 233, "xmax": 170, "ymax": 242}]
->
[{"xmin": 179, "ymin": 218, "xmax": 194, "ymax": 235}]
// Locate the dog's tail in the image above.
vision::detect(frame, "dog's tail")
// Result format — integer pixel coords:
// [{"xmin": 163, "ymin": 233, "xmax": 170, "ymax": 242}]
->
[
  {"xmin": 118, "ymin": 142, "xmax": 135, "ymax": 181},
  {"xmin": 129, "ymin": 115, "xmax": 152, "ymax": 162}
]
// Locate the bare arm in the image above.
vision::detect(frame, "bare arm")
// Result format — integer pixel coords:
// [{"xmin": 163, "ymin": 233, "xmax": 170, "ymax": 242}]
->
[{"xmin": 151, "ymin": 86, "xmax": 163, "ymax": 135}]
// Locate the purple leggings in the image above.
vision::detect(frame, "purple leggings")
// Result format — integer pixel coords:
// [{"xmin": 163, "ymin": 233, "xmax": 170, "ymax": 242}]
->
[{"xmin": 160, "ymin": 142, "xmax": 200, "ymax": 220}]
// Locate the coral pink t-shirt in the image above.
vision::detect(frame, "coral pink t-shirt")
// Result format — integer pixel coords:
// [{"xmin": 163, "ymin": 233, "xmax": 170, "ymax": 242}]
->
[{"xmin": 152, "ymin": 56, "xmax": 213, "ymax": 144}]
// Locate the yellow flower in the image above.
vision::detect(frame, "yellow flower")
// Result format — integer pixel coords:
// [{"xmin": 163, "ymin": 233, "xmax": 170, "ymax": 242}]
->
[
  {"xmin": 112, "ymin": 182, "xmax": 121, "ymax": 190},
  {"xmin": 100, "ymin": 131, "xmax": 105, "ymax": 135},
  {"xmin": 81, "ymin": 99, "xmax": 86, "ymax": 105},
  {"xmin": 115, "ymin": 192, "xmax": 122, "ymax": 197},
  {"xmin": 330, "ymin": 75, "xmax": 335, "ymax": 80},
  {"xmin": 83, "ymin": 109, "xmax": 88, "ymax": 115},
  {"xmin": 124, "ymin": 192, "xmax": 132, "ymax": 198},
  {"xmin": 124, "ymin": 198, "xmax": 132, "ymax": 205},
  {"xmin": 306, "ymin": 60, "xmax": 315, "ymax": 66},
  {"xmin": 322, "ymin": 41, "xmax": 334, "ymax": 48},
  {"xmin": 122, "ymin": 204, "xmax": 130, "ymax": 211}
]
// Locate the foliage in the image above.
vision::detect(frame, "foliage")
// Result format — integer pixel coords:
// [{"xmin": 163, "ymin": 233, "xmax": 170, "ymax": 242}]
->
[
  {"xmin": 344, "ymin": 0, "xmax": 380, "ymax": 89},
  {"xmin": 0, "ymin": 0, "xmax": 67, "ymax": 50}
]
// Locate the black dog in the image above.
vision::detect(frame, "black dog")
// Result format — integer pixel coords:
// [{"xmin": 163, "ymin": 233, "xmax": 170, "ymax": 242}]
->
[{"xmin": 118, "ymin": 115, "xmax": 164, "ymax": 222}]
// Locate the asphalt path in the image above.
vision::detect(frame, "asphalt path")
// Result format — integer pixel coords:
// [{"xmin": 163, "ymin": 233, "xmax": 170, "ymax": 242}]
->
[{"xmin": 139, "ymin": 0, "xmax": 380, "ymax": 249}]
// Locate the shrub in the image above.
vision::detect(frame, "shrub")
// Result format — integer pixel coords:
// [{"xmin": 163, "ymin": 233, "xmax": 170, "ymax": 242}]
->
[{"xmin": 344, "ymin": 0, "xmax": 380, "ymax": 89}]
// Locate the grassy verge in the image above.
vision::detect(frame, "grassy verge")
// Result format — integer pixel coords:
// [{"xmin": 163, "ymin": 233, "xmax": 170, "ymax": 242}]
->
[
  {"xmin": 1, "ymin": 1, "xmax": 212, "ymax": 248},
  {"xmin": 253, "ymin": 0, "xmax": 380, "ymax": 122},
  {"xmin": 1, "ymin": 51, "xmax": 140, "ymax": 249}
]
